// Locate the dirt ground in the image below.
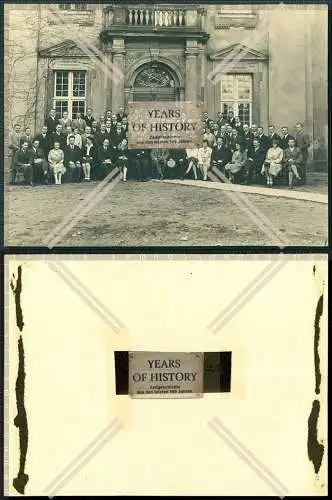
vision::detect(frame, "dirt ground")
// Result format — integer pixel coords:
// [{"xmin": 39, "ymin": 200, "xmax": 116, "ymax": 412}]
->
[{"xmin": 5, "ymin": 175, "xmax": 328, "ymax": 247}]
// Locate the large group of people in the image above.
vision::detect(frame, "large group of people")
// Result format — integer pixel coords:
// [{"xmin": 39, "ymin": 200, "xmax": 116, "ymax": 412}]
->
[{"xmin": 8, "ymin": 107, "xmax": 310, "ymax": 189}]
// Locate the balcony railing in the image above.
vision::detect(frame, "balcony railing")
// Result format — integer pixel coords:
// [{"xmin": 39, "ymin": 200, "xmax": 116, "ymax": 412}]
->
[
  {"xmin": 103, "ymin": 5, "xmax": 203, "ymax": 29},
  {"xmin": 127, "ymin": 8, "xmax": 186, "ymax": 26}
]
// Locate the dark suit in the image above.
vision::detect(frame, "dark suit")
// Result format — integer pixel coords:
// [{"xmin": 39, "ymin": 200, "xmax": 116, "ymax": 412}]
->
[
  {"xmin": 211, "ymin": 145, "xmax": 232, "ymax": 171},
  {"xmin": 97, "ymin": 146, "xmax": 115, "ymax": 179},
  {"xmin": 29, "ymin": 146, "xmax": 47, "ymax": 183},
  {"xmin": 111, "ymin": 129, "xmax": 126, "ymax": 149},
  {"xmin": 279, "ymin": 134, "xmax": 295, "ymax": 150},
  {"xmin": 246, "ymin": 145, "xmax": 266, "ymax": 183},
  {"xmin": 51, "ymin": 132, "xmax": 66, "ymax": 151},
  {"xmin": 83, "ymin": 115, "xmax": 95, "ymax": 128},
  {"xmin": 45, "ymin": 116, "xmax": 59, "ymax": 134},
  {"xmin": 257, "ymin": 134, "xmax": 269, "ymax": 151},
  {"xmin": 64, "ymin": 145, "xmax": 83, "ymax": 182},
  {"xmin": 268, "ymin": 133, "xmax": 281, "ymax": 148},
  {"xmin": 13, "ymin": 148, "xmax": 33, "ymax": 184},
  {"xmin": 35, "ymin": 133, "xmax": 53, "ymax": 156},
  {"xmin": 242, "ymin": 132, "xmax": 253, "ymax": 152}
]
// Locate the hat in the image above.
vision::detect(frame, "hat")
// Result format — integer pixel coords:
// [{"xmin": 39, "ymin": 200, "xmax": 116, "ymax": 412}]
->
[{"xmin": 167, "ymin": 158, "xmax": 176, "ymax": 168}]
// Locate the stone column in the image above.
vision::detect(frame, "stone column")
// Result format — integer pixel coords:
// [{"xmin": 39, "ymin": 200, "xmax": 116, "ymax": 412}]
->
[
  {"xmin": 111, "ymin": 38, "xmax": 126, "ymax": 113},
  {"xmin": 185, "ymin": 40, "xmax": 199, "ymax": 103},
  {"xmin": 102, "ymin": 42, "xmax": 113, "ymax": 112}
]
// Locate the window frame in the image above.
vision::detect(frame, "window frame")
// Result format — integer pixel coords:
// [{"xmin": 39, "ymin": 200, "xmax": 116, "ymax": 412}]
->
[
  {"xmin": 53, "ymin": 70, "xmax": 87, "ymax": 118},
  {"xmin": 220, "ymin": 73, "xmax": 253, "ymax": 126}
]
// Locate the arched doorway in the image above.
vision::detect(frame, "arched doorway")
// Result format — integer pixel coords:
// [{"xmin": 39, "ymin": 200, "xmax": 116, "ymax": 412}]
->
[{"xmin": 132, "ymin": 62, "xmax": 180, "ymax": 102}]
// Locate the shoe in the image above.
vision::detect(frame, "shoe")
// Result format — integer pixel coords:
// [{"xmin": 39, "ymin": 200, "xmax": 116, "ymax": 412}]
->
[{"xmin": 29, "ymin": 181, "xmax": 34, "ymax": 186}]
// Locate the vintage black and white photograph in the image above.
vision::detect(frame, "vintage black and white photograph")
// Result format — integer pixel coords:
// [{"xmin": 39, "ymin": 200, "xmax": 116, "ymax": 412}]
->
[{"xmin": 4, "ymin": 2, "xmax": 328, "ymax": 247}]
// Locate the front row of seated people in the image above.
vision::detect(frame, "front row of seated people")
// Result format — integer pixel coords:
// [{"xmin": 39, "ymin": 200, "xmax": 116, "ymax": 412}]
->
[{"xmin": 12, "ymin": 135, "xmax": 304, "ymax": 189}]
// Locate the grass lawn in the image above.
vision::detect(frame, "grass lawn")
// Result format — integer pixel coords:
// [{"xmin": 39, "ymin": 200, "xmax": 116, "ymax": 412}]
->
[{"xmin": 5, "ymin": 179, "xmax": 328, "ymax": 247}]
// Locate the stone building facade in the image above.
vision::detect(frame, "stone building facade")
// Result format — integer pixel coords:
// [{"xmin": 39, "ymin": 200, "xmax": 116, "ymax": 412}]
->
[{"xmin": 4, "ymin": 3, "xmax": 328, "ymax": 168}]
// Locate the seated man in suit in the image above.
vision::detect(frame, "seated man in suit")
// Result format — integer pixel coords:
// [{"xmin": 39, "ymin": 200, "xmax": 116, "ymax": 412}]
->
[
  {"xmin": 166, "ymin": 149, "xmax": 187, "ymax": 179},
  {"xmin": 97, "ymin": 138, "xmax": 115, "ymax": 179},
  {"xmin": 283, "ymin": 137, "xmax": 303, "ymax": 189},
  {"xmin": 245, "ymin": 138, "xmax": 266, "ymax": 184},
  {"xmin": 129, "ymin": 149, "xmax": 150, "ymax": 182},
  {"xmin": 13, "ymin": 140, "xmax": 34, "ymax": 186},
  {"xmin": 64, "ymin": 135, "xmax": 83, "ymax": 182},
  {"xmin": 29, "ymin": 138, "xmax": 48, "ymax": 184},
  {"xmin": 211, "ymin": 137, "xmax": 232, "ymax": 178},
  {"xmin": 151, "ymin": 148, "xmax": 169, "ymax": 180}
]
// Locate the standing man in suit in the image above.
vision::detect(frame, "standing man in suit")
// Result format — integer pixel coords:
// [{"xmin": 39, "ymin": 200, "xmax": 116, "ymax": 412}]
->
[
  {"xmin": 72, "ymin": 112, "xmax": 86, "ymax": 134},
  {"xmin": 35, "ymin": 125, "xmax": 52, "ymax": 157},
  {"xmin": 52, "ymin": 124, "xmax": 66, "ymax": 151},
  {"xmin": 20, "ymin": 126, "xmax": 33, "ymax": 147},
  {"xmin": 64, "ymin": 135, "xmax": 83, "ymax": 182},
  {"xmin": 84, "ymin": 108, "xmax": 95, "ymax": 128},
  {"xmin": 59, "ymin": 110, "xmax": 72, "ymax": 132},
  {"xmin": 267, "ymin": 125, "xmax": 281, "ymax": 148},
  {"xmin": 8, "ymin": 123, "xmax": 22, "ymax": 183},
  {"xmin": 257, "ymin": 126, "xmax": 269, "ymax": 152},
  {"xmin": 44, "ymin": 109, "xmax": 59, "ymax": 134},
  {"xmin": 242, "ymin": 123, "xmax": 253, "ymax": 152},
  {"xmin": 295, "ymin": 122, "xmax": 310, "ymax": 184},
  {"xmin": 105, "ymin": 119, "xmax": 113, "ymax": 144},
  {"xmin": 279, "ymin": 126, "xmax": 294, "ymax": 150}
]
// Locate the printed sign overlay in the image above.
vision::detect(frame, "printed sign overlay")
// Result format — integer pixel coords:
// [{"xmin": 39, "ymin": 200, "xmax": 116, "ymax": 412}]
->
[
  {"xmin": 127, "ymin": 102, "xmax": 203, "ymax": 149},
  {"xmin": 129, "ymin": 351, "xmax": 204, "ymax": 398}
]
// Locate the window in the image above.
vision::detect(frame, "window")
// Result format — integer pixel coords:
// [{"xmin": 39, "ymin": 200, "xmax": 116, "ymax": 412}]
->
[
  {"xmin": 53, "ymin": 71, "xmax": 86, "ymax": 118},
  {"xmin": 58, "ymin": 4, "xmax": 87, "ymax": 10},
  {"xmin": 220, "ymin": 74, "xmax": 253, "ymax": 125}
]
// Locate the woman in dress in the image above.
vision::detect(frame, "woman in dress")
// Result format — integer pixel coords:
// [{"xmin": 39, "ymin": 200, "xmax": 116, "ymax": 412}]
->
[
  {"xmin": 225, "ymin": 142, "xmax": 247, "ymax": 183},
  {"xmin": 184, "ymin": 148, "xmax": 199, "ymax": 180},
  {"xmin": 261, "ymin": 138, "xmax": 283, "ymax": 187},
  {"xmin": 48, "ymin": 141, "xmax": 65, "ymax": 184},
  {"xmin": 116, "ymin": 138, "xmax": 129, "ymax": 182}
]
